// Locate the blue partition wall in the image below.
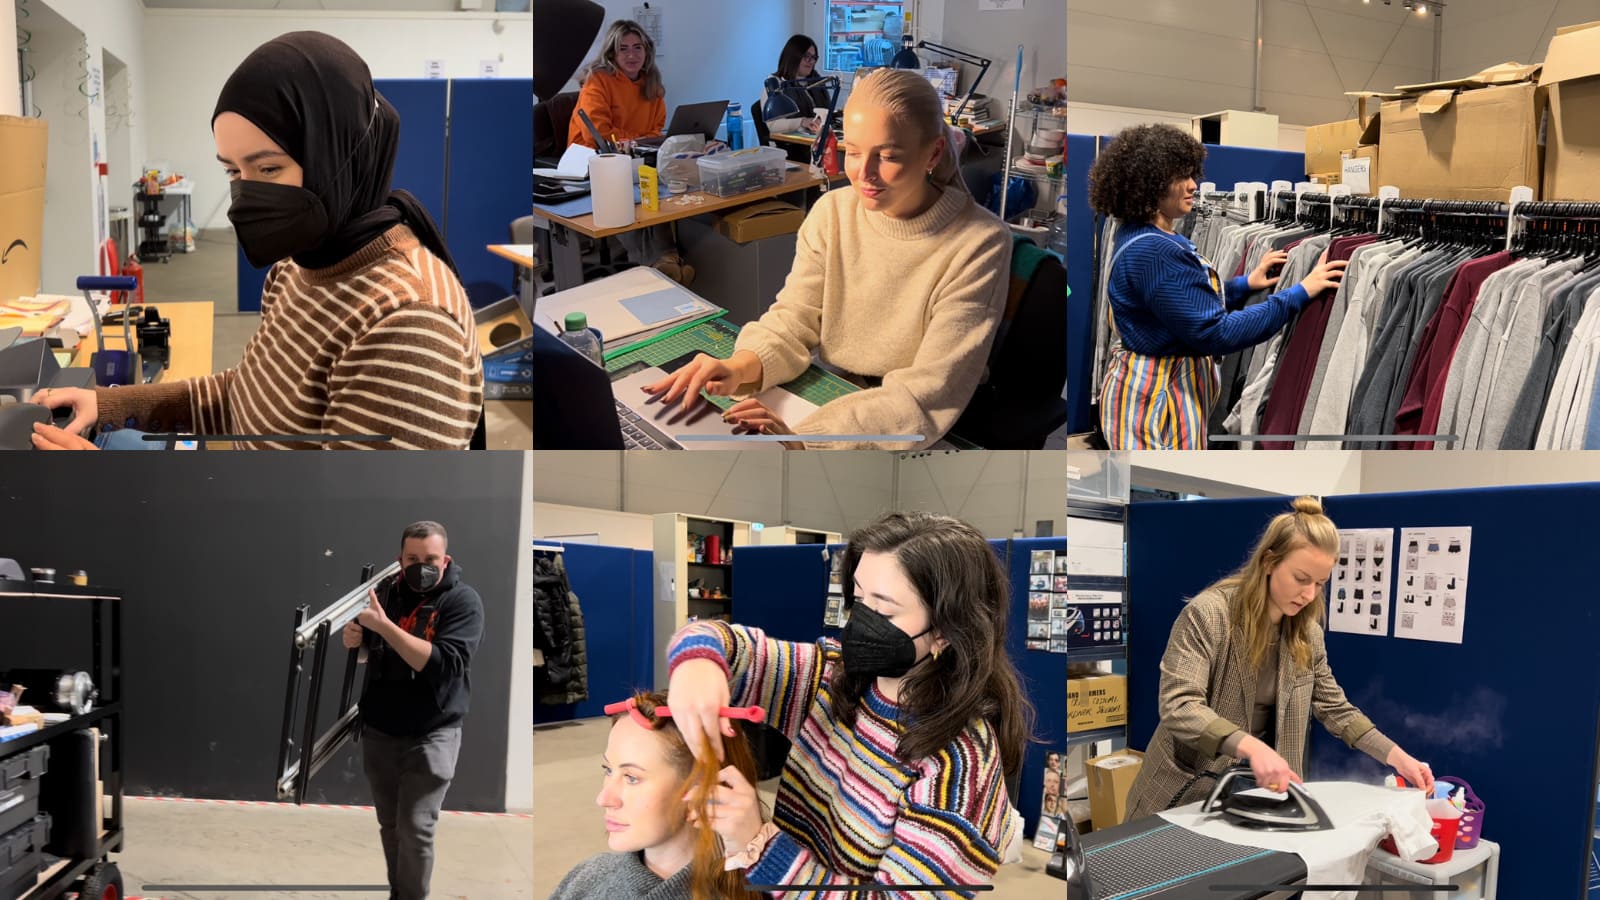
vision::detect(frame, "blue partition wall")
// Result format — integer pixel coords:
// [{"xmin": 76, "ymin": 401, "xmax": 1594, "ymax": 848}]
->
[
  {"xmin": 1005, "ymin": 537, "xmax": 1069, "ymax": 836},
  {"xmin": 731, "ymin": 544, "xmax": 837, "ymax": 644},
  {"xmin": 446, "ymin": 79, "xmax": 535, "ymax": 307},
  {"xmin": 236, "ymin": 78, "xmax": 526, "ymax": 312},
  {"xmin": 532, "ymin": 543, "xmax": 654, "ymax": 725},
  {"xmin": 1127, "ymin": 485, "xmax": 1600, "ymax": 898},
  {"xmin": 1065, "ymin": 136, "xmax": 1306, "ymax": 436}
]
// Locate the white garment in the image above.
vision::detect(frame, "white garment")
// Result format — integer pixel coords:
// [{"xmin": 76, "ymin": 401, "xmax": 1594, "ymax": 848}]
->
[{"xmin": 1158, "ymin": 781, "xmax": 1437, "ymax": 900}]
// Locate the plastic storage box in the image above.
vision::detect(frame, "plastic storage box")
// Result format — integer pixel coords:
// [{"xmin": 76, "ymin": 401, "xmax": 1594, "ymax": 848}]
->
[
  {"xmin": 1357, "ymin": 839, "xmax": 1499, "ymax": 900},
  {"xmin": 0, "ymin": 813, "xmax": 51, "ymax": 900},
  {"xmin": 696, "ymin": 147, "xmax": 788, "ymax": 198}
]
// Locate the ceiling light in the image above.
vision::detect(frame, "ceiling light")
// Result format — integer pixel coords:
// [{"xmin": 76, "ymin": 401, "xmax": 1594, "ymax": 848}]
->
[{"xmin": 1416, "ymin": 3, "xmax": 1427, "ymax": 13}]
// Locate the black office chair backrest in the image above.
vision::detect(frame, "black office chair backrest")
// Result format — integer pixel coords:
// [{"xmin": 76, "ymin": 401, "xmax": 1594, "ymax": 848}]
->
[
  {"xmin": 752, "ymin": 98, "xmax": 771, "ymax": 147},
  {"xmin": 534, "ymin": 91, "xmax": 579, "ymax": 163},
  {"xmin": 951, "ymin": 246, "xmax": 1068, "ymax": 449}
]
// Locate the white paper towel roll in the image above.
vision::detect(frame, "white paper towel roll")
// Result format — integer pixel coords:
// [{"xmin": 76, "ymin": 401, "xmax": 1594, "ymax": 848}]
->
[{"xmin": 589, "ymin": 153, "xmax": 637, "ymax": 229}]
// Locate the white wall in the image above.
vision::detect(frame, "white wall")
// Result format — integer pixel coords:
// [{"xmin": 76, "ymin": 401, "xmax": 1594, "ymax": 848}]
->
[
  {"xmin": 506, "ymin": 451, "xmax": 533, "ymax": 813},
  {"xmin": 23, "ymin": 0, "xmax": 147, "ymax": 295},
  {"xmin": 1358, "ymin": 452, "xmax": 1600, "ymax": 495},
  {"xmin": 1129, "ymin": 450, "xmax": 1365, "ymax": 499},
  {"xmin": 533, "ymin": 501, "xmax": 655, "ymax": 550},
  {"xmin": 140, "ymin": 9, "xmax": 532, "ymax": 230},
  {"xmin": 1068, "ymin": 100, "xmax": 1308, "ymax": 153},
  {"xmin": 895, "ymin": 451, "xmax": 1064, "ymax": 539},
  {"xmin": 931, "ymin": 0, "xmax": 1064, "ymax": 111},
  {"xmin": 529, "ymin": 451, "xmax": 1059, "ymax": 543},
  {"xmin": 564, "ymin": 0, "xmax": 806, "ymax": 127},
  {"xmin": 1069, "ymin": 0, "xmax": 1436, "ymax": 128},
  {"xmin": 1442, "ymin": 0, "xmax": 1600, "ymax": 80},
  {"xmin": 1, "ymin": 2, "xmax": 18, "ymax": 116}
]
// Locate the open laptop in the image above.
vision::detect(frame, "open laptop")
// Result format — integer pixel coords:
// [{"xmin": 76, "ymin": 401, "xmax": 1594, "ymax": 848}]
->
[{"xmin": 635, "ymin": 100, "xmax": 730, "ymax": 148}]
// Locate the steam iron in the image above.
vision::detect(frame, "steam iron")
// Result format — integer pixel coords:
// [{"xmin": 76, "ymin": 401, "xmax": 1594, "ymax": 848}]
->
[{"xmin": 1201, "ymin": 764, "xmax": 1333, "ymax": 832}]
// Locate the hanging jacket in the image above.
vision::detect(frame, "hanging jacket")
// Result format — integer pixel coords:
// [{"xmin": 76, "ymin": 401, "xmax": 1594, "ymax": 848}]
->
[{"xmin": 534, "ymin": 554, "xmax": 590, "ymax": 705}]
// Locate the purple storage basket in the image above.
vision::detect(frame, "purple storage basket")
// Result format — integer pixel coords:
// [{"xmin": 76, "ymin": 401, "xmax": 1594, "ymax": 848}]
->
[{"xmin": 1438, "ymin": 776, "xmax": 1485, "ymax": 849}]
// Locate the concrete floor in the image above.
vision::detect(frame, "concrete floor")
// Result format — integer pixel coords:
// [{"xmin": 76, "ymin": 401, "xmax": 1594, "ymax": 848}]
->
[
  {"xmin": 134, "ymin": 229, "xmax": 532, "ymax": 450},
  {"xmin": 107, "ymin": 795, "xmax": 531, "ymax": 899},
  {"xmin": 532, "ymin": 716, "xmax": 1059, "ymax": 899}
]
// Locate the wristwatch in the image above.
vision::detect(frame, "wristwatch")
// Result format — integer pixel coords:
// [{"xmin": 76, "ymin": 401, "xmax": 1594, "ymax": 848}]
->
[{"xmin": 723, "ymin": 821, "xmax": 780, "ymax": 871}]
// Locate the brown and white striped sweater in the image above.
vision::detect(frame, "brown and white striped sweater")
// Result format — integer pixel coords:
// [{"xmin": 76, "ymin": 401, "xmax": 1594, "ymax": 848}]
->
[{"xmin": 94, "ymin": 225, "xmax": 484, "ymax": 449}]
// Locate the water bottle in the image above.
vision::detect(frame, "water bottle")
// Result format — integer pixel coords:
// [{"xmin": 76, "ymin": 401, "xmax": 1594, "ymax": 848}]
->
[
  {"xmin": 1047, "ymin": 194, "xmax": 1067, "ymax": 259},
  {"xmin": 559, "ymin": 312, "xmax": 604, "ymax": 368},
  {"xmin": 726, "ymin": 102, "xmax": 744, "ymax": 150}
]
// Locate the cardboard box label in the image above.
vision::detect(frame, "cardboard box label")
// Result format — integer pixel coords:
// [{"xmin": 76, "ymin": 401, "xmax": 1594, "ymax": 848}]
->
[{"xmin": 1067, "ymin": 674, "xmax": 1127, "ymax": 732}]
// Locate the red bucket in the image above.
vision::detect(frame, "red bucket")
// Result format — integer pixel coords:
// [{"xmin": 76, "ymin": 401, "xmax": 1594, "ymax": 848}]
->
[{"xmin": 1380, "ymin": 803, "xmax": 1460, "ymax": 864}]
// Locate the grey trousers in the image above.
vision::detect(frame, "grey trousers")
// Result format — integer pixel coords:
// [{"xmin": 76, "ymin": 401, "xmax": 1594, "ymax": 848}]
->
[{"xmin": 361, "ymin": 724, "xmax": 463, "ymax": 900}]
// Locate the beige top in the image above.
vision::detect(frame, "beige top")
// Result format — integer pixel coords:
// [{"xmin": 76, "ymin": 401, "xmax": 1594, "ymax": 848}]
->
[{"xmin": 733, "ymin": 183, "xmax": 1012, "ymax": 450}]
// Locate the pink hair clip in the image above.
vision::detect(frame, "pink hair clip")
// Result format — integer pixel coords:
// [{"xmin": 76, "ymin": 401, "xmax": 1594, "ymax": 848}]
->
[{"xmin": 603, "ymin": 697, "xmax": 764, "ymax": 730}]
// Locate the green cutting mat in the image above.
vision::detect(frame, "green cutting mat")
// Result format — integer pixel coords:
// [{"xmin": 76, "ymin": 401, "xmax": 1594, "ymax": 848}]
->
[{"xmin": 604, "ymin": 317, "xmax": 858, "ymax": 409}]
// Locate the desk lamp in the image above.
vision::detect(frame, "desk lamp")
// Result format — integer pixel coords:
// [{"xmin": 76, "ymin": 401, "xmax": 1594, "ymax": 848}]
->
[
  {"xmin": 533, "ymin": 0, "xmax": 606, "ymax": 101},
  {"xmin": 891, "ymin": 40, "xmax": 992, "ymax": 127},
  {"xmin": 762, "ymin": 76, "xmax": 842, "ymax": 170}
]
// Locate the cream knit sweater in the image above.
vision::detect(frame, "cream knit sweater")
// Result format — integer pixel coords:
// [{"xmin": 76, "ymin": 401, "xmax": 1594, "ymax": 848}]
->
[{"xmin": 733, "ymin": 183, "xmax": 1012, "ymax": 449}]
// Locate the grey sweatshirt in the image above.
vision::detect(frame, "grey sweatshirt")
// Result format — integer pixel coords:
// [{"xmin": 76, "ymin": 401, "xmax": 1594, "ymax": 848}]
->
[
  {"xmin": 549, "ymin": 851, "xmax": 693, "ymax": 900},
  {"xmin": 1470, "ymin": 262, "xmax": 1579, "ymax": 449}
]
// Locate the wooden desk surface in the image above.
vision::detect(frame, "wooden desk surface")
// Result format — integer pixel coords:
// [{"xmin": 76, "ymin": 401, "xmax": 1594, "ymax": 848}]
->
[
  {"xmin": 533, "ymin": 166, "xmax": 826, "ymax": 239},
  {"xmin": 71, "ymin": 301, "xmax": 214, "ymax": 382},
  {"xmin": 487, "ymin": 243, "xmax": 537, "ymax": 268}
]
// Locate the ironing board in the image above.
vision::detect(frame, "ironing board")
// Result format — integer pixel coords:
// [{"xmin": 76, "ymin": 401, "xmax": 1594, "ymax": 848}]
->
[{"xmin": 1078, "ymin": 816, "xmax": 1307, "ymax": 900}]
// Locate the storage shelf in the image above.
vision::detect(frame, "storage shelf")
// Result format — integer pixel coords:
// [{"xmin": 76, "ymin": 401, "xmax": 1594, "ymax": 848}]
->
[
  {"xmin": 1067, "ymin": 646, "xmax": 1127, "ymax": 664},
  {"xmin": 1067, "ymin": 726, "xmax": 1125, "ymax": 747},
  {"xmin": 0, "ymin": 703, "xmax": 121, "ymax": 759},
  {"xmin": 688, "ymin": 562, "xmax": 732, "ymax": 570},
  {"xmin": 689, "ymin": 596, "xmax": 732, "ymax": 603}
]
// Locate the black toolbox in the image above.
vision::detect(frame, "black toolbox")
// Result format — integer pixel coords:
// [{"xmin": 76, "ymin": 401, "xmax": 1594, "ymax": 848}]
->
[
  {"xmin": 0, "ymin": 780, "xmax": 39, "ymax": 839},
  {"xmin": 0, "ymin": 813, "xmax": 51, "ymax": 900},
  {"xmin": 0, "ymin": 747, "xmax": 47, "ymax": 793}
]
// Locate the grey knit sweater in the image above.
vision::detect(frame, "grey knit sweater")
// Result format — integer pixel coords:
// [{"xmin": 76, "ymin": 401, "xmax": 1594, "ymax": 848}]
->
[{"xmin": 549, "ymin": 851, "xmax": 692, "ymax": 900}]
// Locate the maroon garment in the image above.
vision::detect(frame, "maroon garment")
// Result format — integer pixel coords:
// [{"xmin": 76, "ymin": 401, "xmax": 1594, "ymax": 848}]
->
[
  {"xmin": 1255, "ymin": 234, "xmax": 1380, "ymax": 449},
  {"xmin": 1393, "ymin": 251, "xmax": 1513, "ymax": 448}
]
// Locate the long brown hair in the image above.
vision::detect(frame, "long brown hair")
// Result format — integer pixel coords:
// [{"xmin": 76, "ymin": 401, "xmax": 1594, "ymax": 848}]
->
[
  {"xmin": 829, "ymin": 512, "xmax": 1036, "ymax": 776},
  {"xmin": 580, "ymin": 20, "xmax": 665, "ymax": 101},
  {"xmin": 608, "ymin": 690, "xmax": 763, "ymax": 900},
  {"xmin": 1203, "ymin": 496, "xmax": 1340, "ymax": 672}
]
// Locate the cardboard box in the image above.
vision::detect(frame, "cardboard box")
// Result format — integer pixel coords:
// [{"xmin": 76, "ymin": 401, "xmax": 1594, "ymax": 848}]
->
[
  {"xmin": 1192, "ymin": 109, "xmax": 1279, "ymax": 149},
  {"xmin": 1067, "ymin": 673, "xmax": 1126, "ymax": 732},
  {"xmin": 1379, "ymin": 79, "xmax": 1541, "ymax": 201},
  {"xmin": 0, "ymin": 116, "xmax": 48, "ymax": 305},
  {"xmin": 1086, "ymin": 749, "xmax": 1143, "ymax": 829},
  {"xmin": 1304, "ymin": 118, "xmax": 1368, "ymax": 176},
  {"xmin": 1541, "ymin": 21, "xmax": 1600, "ymax": 201},
  {"xmin": 1309, "ymin": 171, "xmax": 1341, "ymax": 186},
  {"xmin": 714, "ymin": 200, "xmax": 804, "ymax": 244},
  {"xmin": 1340, "ymin": 145, "xmax": 1381, "ymax": 195}
]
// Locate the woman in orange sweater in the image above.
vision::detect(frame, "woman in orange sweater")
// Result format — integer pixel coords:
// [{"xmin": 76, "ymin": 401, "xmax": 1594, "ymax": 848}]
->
[
  {"xmin": 567, "ymin": 21, "xmax": 688, "ymax": 283},
  {"xmin": 567, "ymin": 20, "xmax": 666, "ymax": 149}
]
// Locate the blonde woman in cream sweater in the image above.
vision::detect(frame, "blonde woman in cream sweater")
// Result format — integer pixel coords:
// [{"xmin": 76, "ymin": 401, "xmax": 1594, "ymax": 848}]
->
[{"xmin": 643, "ymin": 69, "xmax": 1012, "ymax": 450}]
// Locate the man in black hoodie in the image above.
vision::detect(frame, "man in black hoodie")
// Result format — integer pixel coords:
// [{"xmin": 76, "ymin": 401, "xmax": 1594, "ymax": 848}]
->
[{"xmin": 343, "ymin": 520, "xmax": 484, "ymax": 900}]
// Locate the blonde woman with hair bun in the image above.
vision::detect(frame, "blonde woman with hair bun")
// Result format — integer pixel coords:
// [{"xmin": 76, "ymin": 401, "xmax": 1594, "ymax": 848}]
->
[
  {"xmin": 644, "ymin": 68, "xmax": 1013, "ymax": 450},
  {"xmin": 1123, "ymin": 495, "xmax": 1435, "ymax": 820}
]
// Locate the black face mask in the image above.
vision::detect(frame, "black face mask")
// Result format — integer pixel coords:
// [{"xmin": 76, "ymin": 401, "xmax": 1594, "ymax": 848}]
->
[
  {"xmin": 403, "ymin": 563, "xmax": 442, "ymax": 593},
  {"xmin": 840, "ymin": 602, "xmax": 932, "ymax": 679},
  {"xmin": 227, "ymin": 179, "xmax": 331, "ymax": 268}
]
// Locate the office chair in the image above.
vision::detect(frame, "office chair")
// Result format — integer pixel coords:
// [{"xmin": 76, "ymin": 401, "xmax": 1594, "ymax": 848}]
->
[
  {"xmin": 950, "ymin": 244, "xmax": 1067, "ymax": 448},
  {"xmin": 534, "ymin": 91, "xmax": 579, "ymax": 166}
]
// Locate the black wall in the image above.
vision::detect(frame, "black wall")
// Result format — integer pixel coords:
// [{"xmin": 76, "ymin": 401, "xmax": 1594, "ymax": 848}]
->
[{"xmin": 0, "ymin": 453, "xmax": 525, "ymax": 812}]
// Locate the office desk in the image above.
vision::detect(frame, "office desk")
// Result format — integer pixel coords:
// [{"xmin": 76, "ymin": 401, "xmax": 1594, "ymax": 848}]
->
[
  {"xmin": 487, "ymin": 243, "xmax": 537, "ymax": 268},
  {"xmin": 533, "ymin": 166, "xmax": 826, "ymax": 291},
  {"xmin": 70, "ymin": 301, "xmax": 214, "ymax": 382},
  {"xmin": 540, "ymin": 271, "xmax": 978, "ymax": 450}
]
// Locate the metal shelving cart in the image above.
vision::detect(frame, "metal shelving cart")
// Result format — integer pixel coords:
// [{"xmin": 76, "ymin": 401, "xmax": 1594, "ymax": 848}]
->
[{"xmin": 0, "ymin": 582, "xmax": 125, "ymax": 900}]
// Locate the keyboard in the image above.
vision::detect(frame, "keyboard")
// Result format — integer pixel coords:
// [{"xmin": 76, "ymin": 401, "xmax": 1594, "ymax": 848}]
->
[{"xmin": 615, "ymin": 399, "xmax": 677, "ymax": 449}]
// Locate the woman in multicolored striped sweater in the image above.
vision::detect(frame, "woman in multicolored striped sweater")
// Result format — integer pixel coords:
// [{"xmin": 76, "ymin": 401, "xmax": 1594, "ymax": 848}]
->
[{"xmin": 665, "ymin": 511, "xmax": 1034, "ymax": 898}]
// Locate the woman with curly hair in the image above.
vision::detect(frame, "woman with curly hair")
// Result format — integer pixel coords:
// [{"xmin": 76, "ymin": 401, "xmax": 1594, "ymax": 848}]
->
[{"xmin": 1087, "ymin": 124, "xmax": 1347, "ymax": 449}]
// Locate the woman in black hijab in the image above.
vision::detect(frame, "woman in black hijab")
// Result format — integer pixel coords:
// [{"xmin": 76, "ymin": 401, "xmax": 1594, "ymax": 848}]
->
[{"xmin": 32, "ymin": 32, "xmax": 485, "ymax": 450}]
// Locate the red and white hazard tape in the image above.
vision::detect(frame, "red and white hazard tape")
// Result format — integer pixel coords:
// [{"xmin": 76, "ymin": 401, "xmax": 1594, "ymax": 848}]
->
[{"xmin": 129, "ymin": 795, "xmax": 533, "ymax": 819}]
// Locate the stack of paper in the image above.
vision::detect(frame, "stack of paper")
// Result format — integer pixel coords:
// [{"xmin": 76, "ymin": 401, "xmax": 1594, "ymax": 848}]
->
[
  {"xmin": 0, "ymin": 295, "xmax": 70, "ymax": 336},
  {"xmin": 534, "ymin": 144, "xmax": 597, "ymax": 181}
]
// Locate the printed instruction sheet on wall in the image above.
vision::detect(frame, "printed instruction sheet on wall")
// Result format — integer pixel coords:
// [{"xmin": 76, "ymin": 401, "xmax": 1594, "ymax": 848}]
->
[
  {"xmin": 1395, "ymin": 526, "xmax": 1471, "ymax": 644},
  {"xmin": 1330, "ymin": 528, "xmax": 1396, "ymax": 636}
]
